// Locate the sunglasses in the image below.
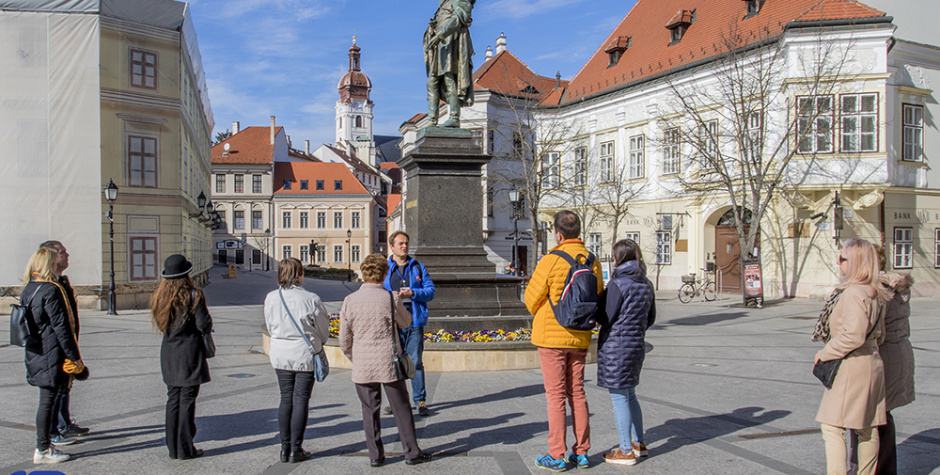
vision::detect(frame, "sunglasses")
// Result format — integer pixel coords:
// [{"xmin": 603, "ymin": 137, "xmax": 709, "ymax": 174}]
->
[{"xmin": 838, "ymin": 256, "xmax": 848, "ymax": 264}]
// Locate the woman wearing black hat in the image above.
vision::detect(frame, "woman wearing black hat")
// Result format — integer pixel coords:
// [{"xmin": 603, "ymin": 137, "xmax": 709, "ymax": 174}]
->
[{"xmin": 150, "ymin": 254, "xmax": 212, "ymax": 460}]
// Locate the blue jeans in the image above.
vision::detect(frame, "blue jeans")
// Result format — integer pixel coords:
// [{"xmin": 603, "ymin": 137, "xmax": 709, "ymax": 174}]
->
[
  {"xmin": 609, "ymin": 386, "xmax": 643, "ymax": 452},
  {"xmin": 399, "ymin": 326, "xmax": 426, "ymax": 404}
]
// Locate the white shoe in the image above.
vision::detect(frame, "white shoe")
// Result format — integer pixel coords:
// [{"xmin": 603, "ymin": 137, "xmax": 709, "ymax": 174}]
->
[{"xmin": 34, "ymin": 447, "xmax": 70, "ymax": 464}]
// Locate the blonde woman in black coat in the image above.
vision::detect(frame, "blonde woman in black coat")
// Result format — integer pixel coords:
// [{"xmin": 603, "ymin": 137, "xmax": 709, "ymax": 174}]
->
[
  {"xmin": 22, "ymin": 247, "xmax": 83, "ymax": 464},
  {"xmin": 150, "ymin": 254, "xmax": 212, "ymax": 460}
]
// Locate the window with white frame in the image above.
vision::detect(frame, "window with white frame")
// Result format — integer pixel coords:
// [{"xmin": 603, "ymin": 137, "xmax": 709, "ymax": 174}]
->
[
  {"xmin": 841, "ymin": 93, "xmax": 877, "ymax": 152},
  {"xmin": 299, "ymin": 245, "xmax": 309, "ymax": 263},
  {"xmin": 317, "ymin": 211, "xmax": 326, "ymax": 228},
  {"xmin": 334, "ymin": 245, "xmax": 344, "ymax": 263},
  {"xmin": 588, "ymin": 233, "xmax": 602, "ymax": 256},
  {"xmin": 334, "ymin": 211, "xmax": 343, "ymax": 229},
  {"xmin": 629, "ymin": 135, "xmax": 645, "ymax": 179},
  {"xmin": 234, "ymin": 210, "xmax": 244, "ymax": 230},
  {"xmin": 903, "ymin": 104, "xmax": 924, "ymax": 162},
  {"xmin": 662, "ymin": 128, "xmax": 681, "ymax": 175},
  {"xmin": 129, "ymin": 237, "xmax": 157, "ymax": 281},
  {"xmin": 282, "ymin": 211, "xmax": 291, "ymax": 229},
  {"xmin": 574, "ymin": 147, "xmax": 588, "ymax": 186},
  {"xmin": 352, "ymin": 244, "xmax": 361, "ymax": 263},
  {"xmin": 215, "ymin": 174, "xmax": 225, "ymax": 193},
  {"xmin": 894, "ymin": 227, "xmax": 913, "ymax": 269},
  {"xmin": 655, "ymin": 231, "xmax": 672, "ymax": 265},
  {"xmin": 299, "ymin": 211, "xmax": 309, "ymax": 229},
  {"xmin": 599, "ymin": 141, "xmax": 615, "ymax": 183},
  {"xmin": 542, "ymin": 152, "xmax": 560, "ymax": 188},
  {"xmin": 252, "ymin": 210, "xmax": 262, "ymax": 230},
  {"xmin": 935, "ymin": 228, "xmax": 940, "ymax": 268},
  {"xmin": 234, "ymin": 174, "xmax": 244, "ymax": 193},
  {"xmin": 625, "ymin": 232, "xmax": 640, "ymax": 244},
  {"xmin": 797, "ymin": 95, "xmax": 834, "ymax": 153},
  {"xmin": 216, "ymin": 210, "xmax": 226, "ymax": 230},
  {"xmin": 128, "ymin": 135, "xmax": 157, "ymax": 187},
  {"xmin": 252, "ymin": 175, "xmax": 262, "ymax": 193},
  {"xmin": 316, "ymin": 246, "xmax": 326, "ymax": 263},
  {"xmin": 282, "ymin": 245, "xmax": 292, "ymax": 260},
  {"xmin": 699, "ymin": 120, "xmax": 718, "ymax": 159},
  {"xmin": 352, "ymin": 211, "xmax": 361, "ymax": 229},
  {"xmin": 130, "ymin": 48, "xmax": 157, "ymax": 90}
]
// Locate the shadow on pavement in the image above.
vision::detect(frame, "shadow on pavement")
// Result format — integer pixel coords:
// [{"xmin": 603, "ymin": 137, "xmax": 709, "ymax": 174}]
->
[
  {"xmin": 656, "ymin": 311, "xmax": 749, "ymax": 327},
  {"xmin": 423, "ymin": 414, "xmax": 544, "ymax": 455},
  {"xmin": 642, "ymin": 406, "xmax": 790, "ymax": 457},
  {"xmin": 898, "ymin": 428, "xmax": 940, "ymax": 475},
  {"xmin": 430, "ymin": 384, "xmax": 544, "ymax": 411}
]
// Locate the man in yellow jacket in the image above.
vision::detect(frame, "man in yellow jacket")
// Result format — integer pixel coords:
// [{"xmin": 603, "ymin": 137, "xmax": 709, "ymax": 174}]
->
[{"xmin": 525, "ymin": 210, "xmax": 604, "ymax": 471}]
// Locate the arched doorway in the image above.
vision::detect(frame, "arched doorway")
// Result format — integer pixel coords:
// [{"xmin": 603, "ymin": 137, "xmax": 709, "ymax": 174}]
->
[{"xmin": 714, "ymin": 208, "xmax": 754, "ymax": 292}]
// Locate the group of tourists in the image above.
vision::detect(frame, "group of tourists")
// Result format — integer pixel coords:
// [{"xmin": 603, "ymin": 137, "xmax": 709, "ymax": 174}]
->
[{"xmin": 17, "ymin": 215, "xmax": 914, "ymax": 473}]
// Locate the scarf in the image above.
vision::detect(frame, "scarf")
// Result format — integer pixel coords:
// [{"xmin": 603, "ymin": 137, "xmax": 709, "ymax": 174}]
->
[{"xmin": 811, "ymin": 289, "xmax": 842, "ymax": 342}]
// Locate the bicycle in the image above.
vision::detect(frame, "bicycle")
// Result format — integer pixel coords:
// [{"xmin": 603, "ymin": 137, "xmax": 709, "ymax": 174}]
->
[{"xmin": 678, "ymin": 268, "xmax": 717, "ymax": 303}]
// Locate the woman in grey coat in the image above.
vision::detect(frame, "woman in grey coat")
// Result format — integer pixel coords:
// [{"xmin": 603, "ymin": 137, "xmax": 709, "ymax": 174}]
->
[
  {"xmin": 339, "ymin": 253, "xmax": 431, "ymax": 467},
  {"xmin": 263, "ymin": 258, "xmax": 329, "ymax": 463}
]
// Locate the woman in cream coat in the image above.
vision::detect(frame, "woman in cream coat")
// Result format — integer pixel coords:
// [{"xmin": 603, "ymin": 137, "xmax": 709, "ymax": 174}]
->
[
  {"xmin": 815, "ymin": 238, "xmax": 890, "ymax": 475},
  {"xmin": 263, "ymin": 258, "xmax": 329, "ymax": 463},
  {"xmin": 339, "ymin": 253, "xmax": 431, "ymax": 467}
]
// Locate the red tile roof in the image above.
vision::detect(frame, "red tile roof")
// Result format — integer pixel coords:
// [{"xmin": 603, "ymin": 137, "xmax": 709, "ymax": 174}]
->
[
  {"xmin": 473, "ymin": 50, "xmax": 566, "ymax": 99},
  {"xmin": 274, "ymin": 162, "xmax": 369, "ymax": 195},
  {"xmin": 549, "ymin": 0, "xmax": 886, "ymax": 106},
  {"xmin": 211, "ymin": 126, "xmax": 282, "ymax": 164}
]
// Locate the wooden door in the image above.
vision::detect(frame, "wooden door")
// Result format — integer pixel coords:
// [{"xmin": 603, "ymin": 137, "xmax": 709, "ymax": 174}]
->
[{"xmin": 715, "ymin": 226, "xmax": 742, "ymax": 292}]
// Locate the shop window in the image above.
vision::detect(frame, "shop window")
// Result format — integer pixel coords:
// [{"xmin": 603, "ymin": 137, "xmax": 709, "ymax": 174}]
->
[
  {"xmin": 655, "ymin": 231, "xmax": 672, "ymax": 265},
  {"xmin": 894, "ymin": 227, "xmax": 913, "ymax": 269}
]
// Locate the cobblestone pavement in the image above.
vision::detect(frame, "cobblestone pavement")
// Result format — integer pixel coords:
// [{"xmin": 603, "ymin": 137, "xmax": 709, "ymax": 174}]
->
[{"xmin": 1, "ymin": 266, "xmax": 938, "ymax": 474}]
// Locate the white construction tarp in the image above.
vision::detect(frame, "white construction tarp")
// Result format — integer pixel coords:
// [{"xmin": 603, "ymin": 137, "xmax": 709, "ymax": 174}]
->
[{"xmin": 0, "ymin": 10, "xmax": 102, "ymax": 287}]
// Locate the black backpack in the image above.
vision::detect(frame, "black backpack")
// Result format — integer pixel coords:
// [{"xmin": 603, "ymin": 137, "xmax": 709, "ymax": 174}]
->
[
  {"xmin": 9, "ymin": 285, "xmax": 43, "ymax": 347},
  {"xmin": 548, "ymin": 250, "xmax": 601, "ymax": 331}
]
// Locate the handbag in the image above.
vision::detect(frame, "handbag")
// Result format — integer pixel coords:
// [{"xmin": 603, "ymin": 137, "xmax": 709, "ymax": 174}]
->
[
  {"xmin": 193, "ymin": 289, "xmax": 216, "ymax": 359},
  {"xmin": 9, "ymin": 285, "xmax": 44, "ymax": 347},
  {"xmin": 279, "ymin": 289, "xmax": 329, "ymax": 382},
  {"xmin": 813, "ymin": 296, "xmax": 883, "ymax": 389},
  {"xmin": 389, "ymin": 291, "xmax": 416, "ymax": 381},
  {"xmin": 813, "ymin": 359, "xmax": 842, "ymax": 389}
]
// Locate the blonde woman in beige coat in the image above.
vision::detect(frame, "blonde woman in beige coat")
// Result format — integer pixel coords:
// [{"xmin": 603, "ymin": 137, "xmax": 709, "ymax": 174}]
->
[
  {"xmin": 338, "ymin": 253, "xmax": 431, "ymax": 468},
  {"xmin": 815, "ymin": 238, "xmax": 890, "ymax": 475}
]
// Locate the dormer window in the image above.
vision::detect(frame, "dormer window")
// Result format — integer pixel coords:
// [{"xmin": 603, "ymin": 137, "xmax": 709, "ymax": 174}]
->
[
  {"xmin": 604, "ymin": 36, "xmax": 631, "ymax": 67},
  {"xmin": 520, "ymin": 85, "xmax": 539, "ymax": 94},
  {"xmin": 666, "ymin": 9, "xmax": 695, "ymax": 45},
  {"xmin": 744, "ymin": 0, "xmax": 766, "ymax": 17}
]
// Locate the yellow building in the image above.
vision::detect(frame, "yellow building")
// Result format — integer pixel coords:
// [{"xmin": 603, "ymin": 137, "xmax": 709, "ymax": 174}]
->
[{"xmin": 0, "ymin": 0, "xmax": 214, "ymax": 309}]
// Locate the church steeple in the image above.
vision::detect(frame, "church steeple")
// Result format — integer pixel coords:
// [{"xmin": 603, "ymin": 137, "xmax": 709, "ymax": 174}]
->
[
  {"xmin": 337, "ymin": 36, "xmax": 371, "ymax": 103},
  {"xmin": 349, "ymin": 35, "xmax": 361, "ymax": 72},
  {"xmin": 335, "ymin": 36, "xmax": 375, "ymax": 159}
]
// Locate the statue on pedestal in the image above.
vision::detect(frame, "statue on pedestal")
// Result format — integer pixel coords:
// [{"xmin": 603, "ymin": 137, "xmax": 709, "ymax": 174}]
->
[{"xmin": 424, "ymin": 0, "xmax": 475, "ymax": 128}]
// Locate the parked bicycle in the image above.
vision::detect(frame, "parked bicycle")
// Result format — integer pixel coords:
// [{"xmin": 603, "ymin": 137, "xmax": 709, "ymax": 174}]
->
[{"xmin": 678, "ymin": 268, "xmax": 717, "ymax": 303}]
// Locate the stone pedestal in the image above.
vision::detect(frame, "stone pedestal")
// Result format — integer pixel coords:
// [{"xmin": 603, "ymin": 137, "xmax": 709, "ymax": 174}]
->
[{"xmin": 398, "ymin": 128, "xmax": 530, "ymax": 328}]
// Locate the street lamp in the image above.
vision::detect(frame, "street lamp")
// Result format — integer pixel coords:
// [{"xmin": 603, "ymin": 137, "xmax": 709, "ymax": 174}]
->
[
  {"xmin": 104, "ymin": 179, "xmax": 119, "ymax": 315},
  {"xmin": 346, "ymin": 229, "xmax": 352, "ymax": 282},
  {"xmin": 264, "ymin": 228, "xmax": 271, "ymax": 271},
  {"xmin": 508, "ymin": 189, "xmax": 522, "ymax": 276}
]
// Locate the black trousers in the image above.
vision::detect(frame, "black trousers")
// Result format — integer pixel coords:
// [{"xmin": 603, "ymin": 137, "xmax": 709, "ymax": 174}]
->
[
  {"xmin": 166, "ymin": 385, "xmax": 200, "ymax": 459},
  {"xmin": 355, "ymin": 380, "xmax": 420, "ymax": 460},
  {"xmin": 36, "ymin": 383, "xmax": 65, "ymax": 450},
  {"xmin": 275, "ymin": 369, "xmax": 315, "ymax": 450}
]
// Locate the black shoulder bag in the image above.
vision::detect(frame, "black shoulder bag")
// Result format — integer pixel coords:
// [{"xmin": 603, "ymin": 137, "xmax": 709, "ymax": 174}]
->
[{"xmin": 389, "ymin": 291, "xmax": 416, "ymax": 380}]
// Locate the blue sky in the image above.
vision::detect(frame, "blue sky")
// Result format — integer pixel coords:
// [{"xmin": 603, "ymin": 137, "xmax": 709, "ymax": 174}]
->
[{"xmin": 187, "ymin": 0, "xmax": 633, "ymax": 147}]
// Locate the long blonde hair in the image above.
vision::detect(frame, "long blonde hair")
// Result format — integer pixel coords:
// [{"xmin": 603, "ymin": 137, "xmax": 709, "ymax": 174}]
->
[
  {"xmin": 23, "ymin": 248, "xmax": 58, "ymax": 283},
  {"xmin": 149, "ymin": 275, "xmax": 204, "ymax": 334},
  {"xmin": 837, "ymin": 238, "xmax": 890, "ymax": 303}
]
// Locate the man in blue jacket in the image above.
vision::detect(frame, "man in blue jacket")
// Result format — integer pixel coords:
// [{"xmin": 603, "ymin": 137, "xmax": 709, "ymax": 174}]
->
[{"xmin": 383, "ymin": 231, "xmax": 435, "ymax": 416}]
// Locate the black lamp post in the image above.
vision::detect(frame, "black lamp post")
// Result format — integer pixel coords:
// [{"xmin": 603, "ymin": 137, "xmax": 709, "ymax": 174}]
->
[
  {"xmin": 346, "ymin": 229, "xmax": 352, "ymax": 282},
  {"xmin": 508, "ymin": 189, "xmax": 522, "ymax": 276},
  {"xmin": 104, "ymin": 179, "xmax": 119, "ymax": 315},
  {"xmin": 264, "ymin": 228, "xmax": 271, "ymax": 271}
]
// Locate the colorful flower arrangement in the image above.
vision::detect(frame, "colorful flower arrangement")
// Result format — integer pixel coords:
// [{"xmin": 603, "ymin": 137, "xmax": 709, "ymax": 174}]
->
[{"xmin": 328, "ymin": 314, "xmax": 533, "ymax": 342}]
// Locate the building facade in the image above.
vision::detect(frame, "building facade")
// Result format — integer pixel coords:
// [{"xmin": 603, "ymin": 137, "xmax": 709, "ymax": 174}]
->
[{"xmin": 0, "ymin": 0, "xmax": 214, "ymax": 309}]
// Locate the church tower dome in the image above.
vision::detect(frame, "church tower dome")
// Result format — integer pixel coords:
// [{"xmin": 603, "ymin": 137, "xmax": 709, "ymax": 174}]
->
[
  {"xmin": 337, "ymin": 36, "xmax": 372, "ymax": 103},
  {"xmin": 335, "ymin": 36, "xmax": 376, "ymax": 161}
]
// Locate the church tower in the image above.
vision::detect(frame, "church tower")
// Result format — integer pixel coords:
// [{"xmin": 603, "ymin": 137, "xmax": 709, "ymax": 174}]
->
[{"xmin": 335, "ymin": 36, "xmax": 375, "ymax": 163}]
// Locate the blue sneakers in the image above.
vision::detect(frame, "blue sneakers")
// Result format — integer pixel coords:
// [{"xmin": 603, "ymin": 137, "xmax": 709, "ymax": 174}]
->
[
  {"xmin": 535, "ymin": 454, "xmax": 568, "ymax": 472},
  {"xmin": 568, "ymin": 453, "xmax": 590, "ymax": 469}
]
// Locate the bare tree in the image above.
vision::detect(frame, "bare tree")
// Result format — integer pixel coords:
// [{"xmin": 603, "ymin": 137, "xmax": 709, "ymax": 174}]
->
[{"xmin": 661, "ymin": 22, "xmax": 854, "ymax": 298}]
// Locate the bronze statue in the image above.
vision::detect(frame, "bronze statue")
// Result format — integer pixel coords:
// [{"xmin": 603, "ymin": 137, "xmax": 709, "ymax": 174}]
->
[{"xmin": 424, "ymin": 0, "xmax": 475, "ymax": 128}]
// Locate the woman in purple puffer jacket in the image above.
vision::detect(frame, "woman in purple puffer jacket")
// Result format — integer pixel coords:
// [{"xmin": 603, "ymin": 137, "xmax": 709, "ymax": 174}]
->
[{"xmin": 597, "ymin": 239, "xmax": 656, "ymax": 466}]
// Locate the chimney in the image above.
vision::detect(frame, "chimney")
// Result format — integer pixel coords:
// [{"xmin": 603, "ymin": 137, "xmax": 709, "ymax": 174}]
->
[
  {"xmin": 305, "ymin": 140, "xmax": 310, "ymax": 154},
  {"xmin": 270, "ymin": 115, "xmax": 275, "ymax": 145},
  {"xmin": 232, "ymin": 121, "xmax": 240, "ymax": 134},
  {"xmin": 556, "ymin": 71, "xmax": 562, "ymax": 89},
  {"xmin": 496, "ymin": 32, "xmax": 507, "ymax": 54},
  {"xmin": 287, "ymin": 135, "xmax": 291, "ymax": 147},
  {"xmin": 485, "ymin": 45, "xmax": 493, "ymax": 60}
]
